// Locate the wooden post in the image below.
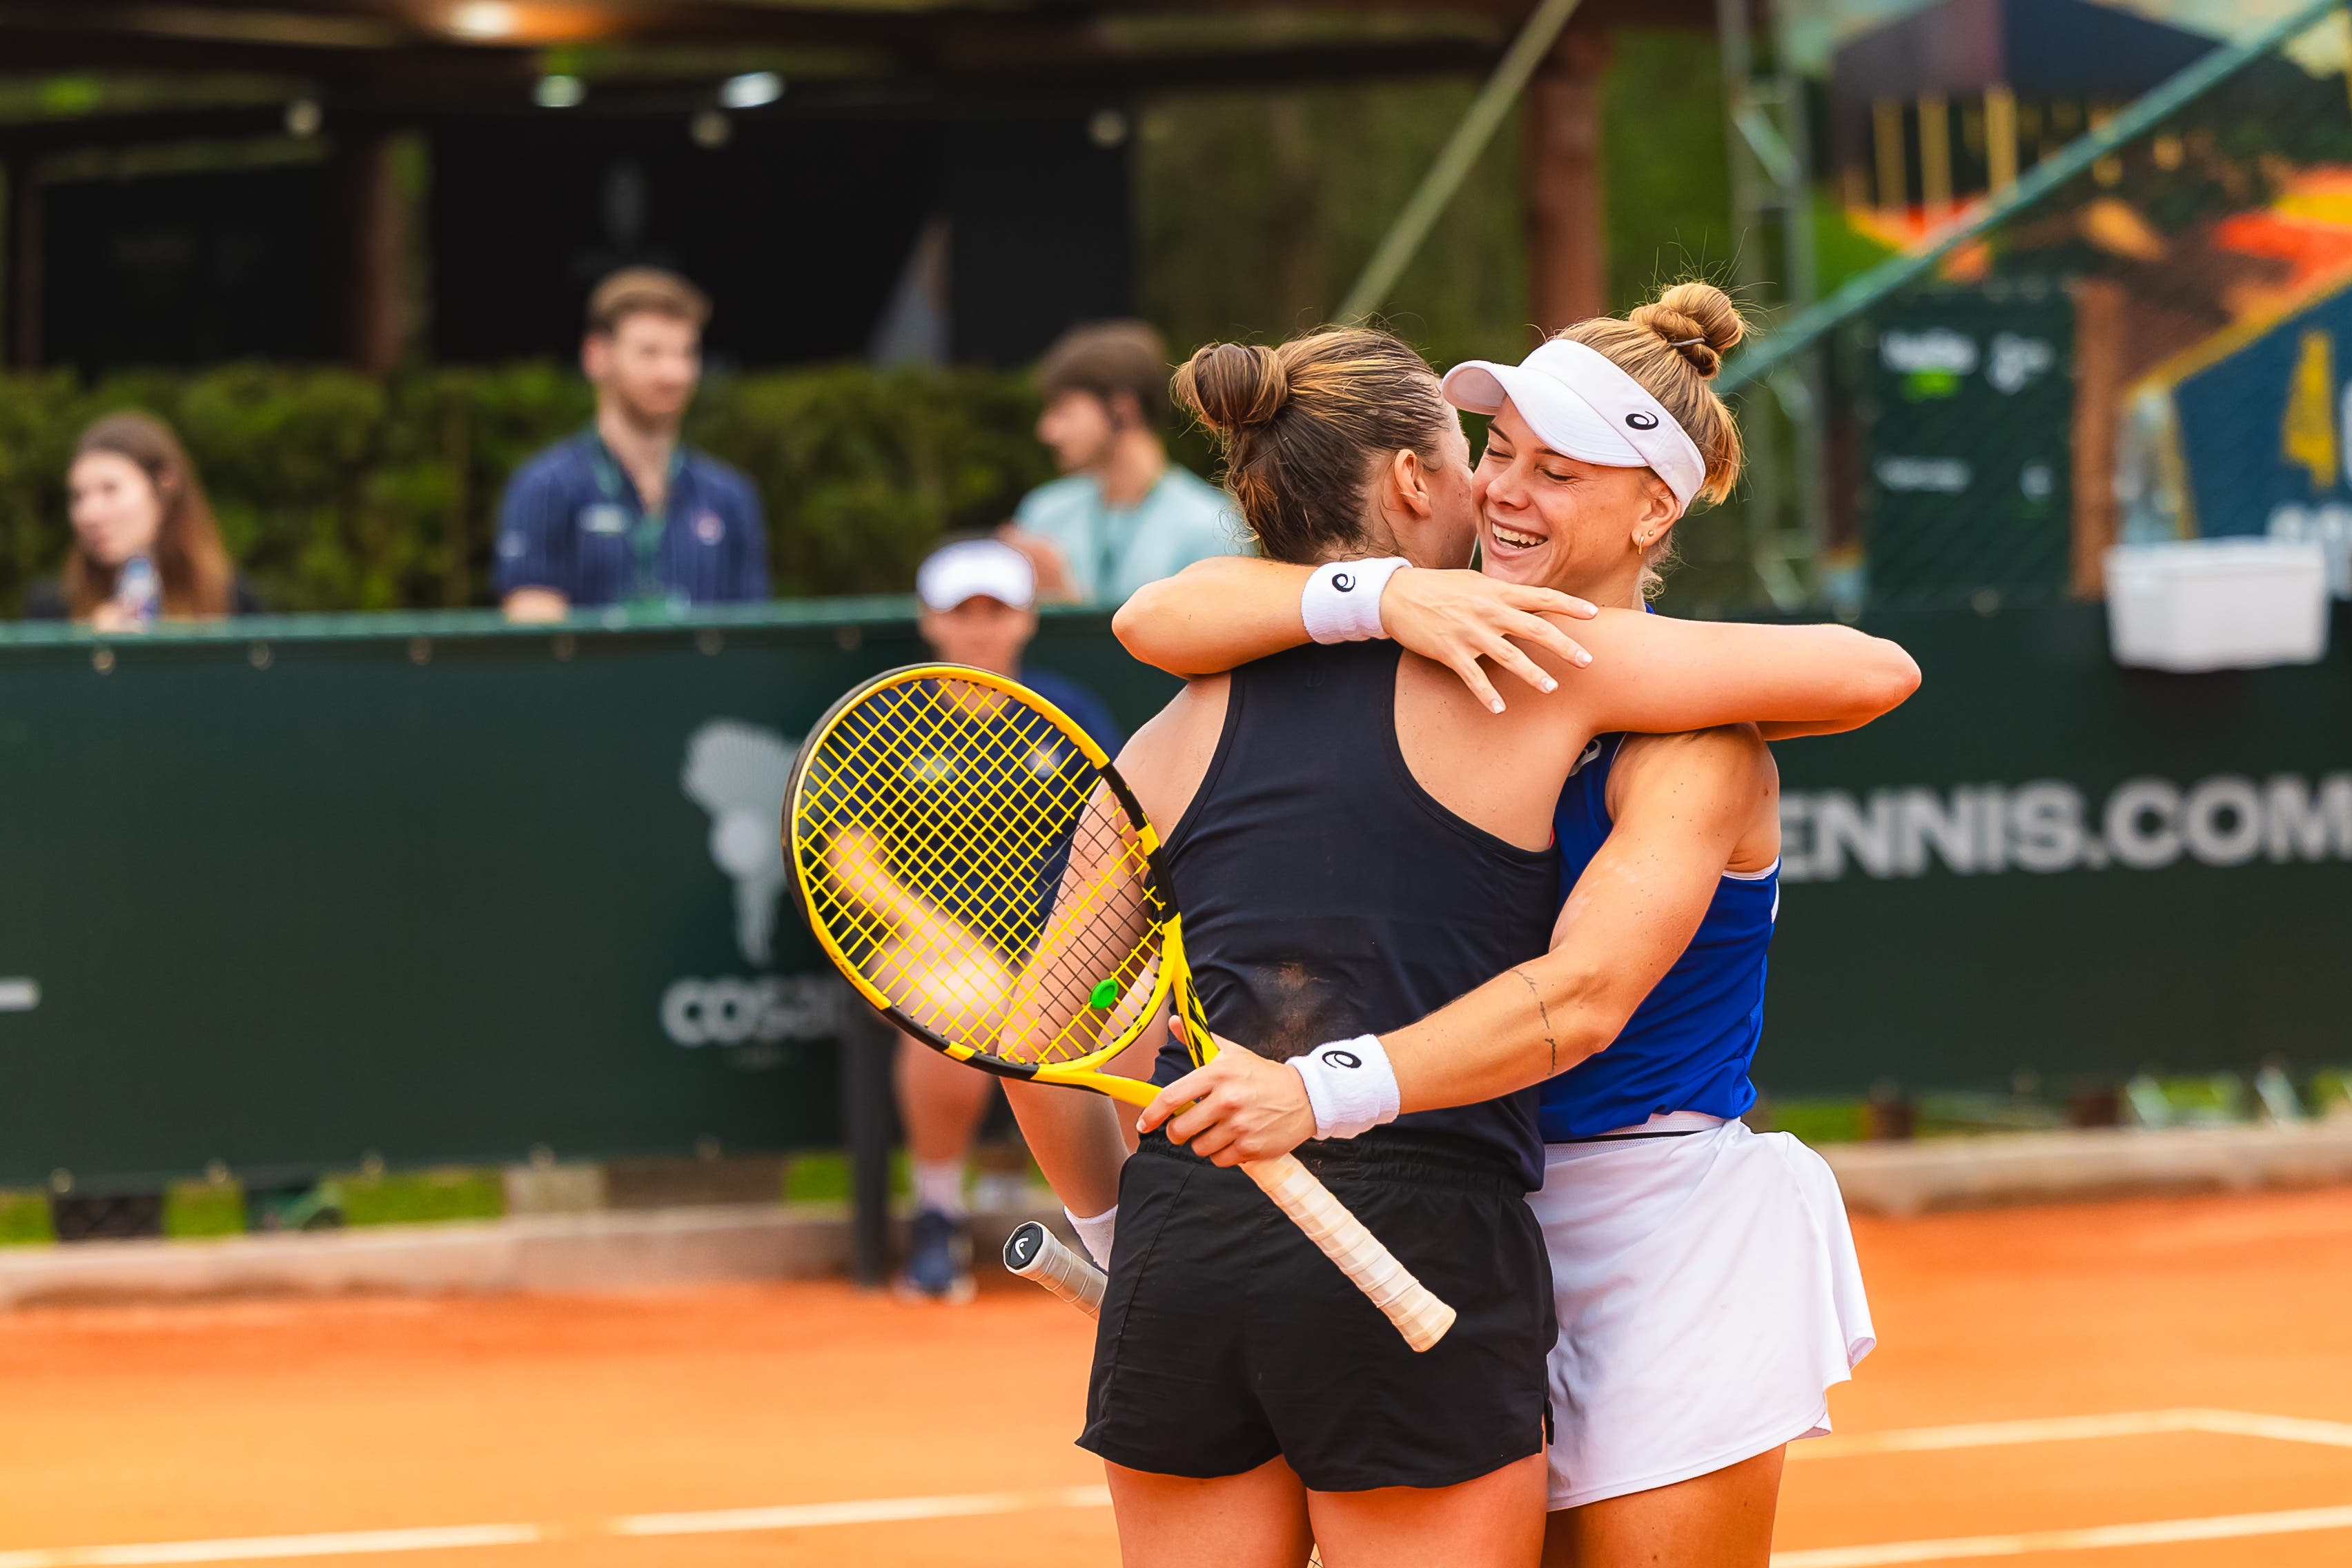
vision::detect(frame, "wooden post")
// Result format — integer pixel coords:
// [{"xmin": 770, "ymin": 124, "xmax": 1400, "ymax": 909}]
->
[
  {"xmin": 2070, "ymin": 277, "xmax": 2126, "ymax": 597},
  {"xmin": 1917, "ymin": 92, "xmax": 1951, "ymax": 222},
  {"xmin": 3, "ymin": 157, "xmax": 42, "ymax": 370},
  {"xmin": 1524, "ymin": 32, "xmax": 1611, "ymax": 335},
  {"xmin": 335, "ymin": 128, "xmax": 409, "ymax": 375},
  {"xmin": 1873, "ymin": 97, "xmax": 1907, "ymax": 221},
  {"xmin": 1985, "ymin": 84, "xmax": 2019, "ymax": 195}
]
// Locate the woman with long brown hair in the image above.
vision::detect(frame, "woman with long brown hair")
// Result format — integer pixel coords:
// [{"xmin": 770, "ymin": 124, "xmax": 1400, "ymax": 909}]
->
[{"xmin": 25, "ymin": 413, "xmax": 259, "ymax": 628}]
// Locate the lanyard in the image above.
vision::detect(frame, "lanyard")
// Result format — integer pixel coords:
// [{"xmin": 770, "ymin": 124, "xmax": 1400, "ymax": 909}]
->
[{"xmin": 587, "ymin": 431, "xmax": 688, "ymax": 607}]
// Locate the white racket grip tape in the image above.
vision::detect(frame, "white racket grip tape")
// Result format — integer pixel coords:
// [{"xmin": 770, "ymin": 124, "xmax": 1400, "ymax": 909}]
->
[
  {"xmin": 1003, "ymin": 1220, "xmax": 1107, "ymax": 1320},
  {"xmin": 1239, "ymin": 1153, "xmax": 1456, "ymax": 1352}
]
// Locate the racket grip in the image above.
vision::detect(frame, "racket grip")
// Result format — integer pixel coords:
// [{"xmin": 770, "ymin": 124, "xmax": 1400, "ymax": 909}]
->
[
  {"xmin": 1003, "ymin": 1219, "xmax": 1107, "ymax": 1320},
  {"xmin": 1239, "ymin": 1153, "xmax": 1456, "ymax": 1353}
]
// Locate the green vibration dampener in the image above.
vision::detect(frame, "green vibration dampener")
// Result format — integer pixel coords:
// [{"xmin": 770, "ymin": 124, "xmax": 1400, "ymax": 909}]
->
[{"xmin": 1087, "ymin": 979, "xmax": 1121, "ymax": 1011}]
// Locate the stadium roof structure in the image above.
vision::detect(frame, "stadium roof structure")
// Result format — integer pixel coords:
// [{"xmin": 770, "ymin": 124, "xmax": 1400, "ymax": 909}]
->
[
  {"xmin": 1, "ymin": 0, "xmax": 1718, "ymax": 373},
  {"xmin": 1823, "ymin": 0, "xmax": 2222, "ymax": 233},
  {"xmin": 0, "ymin": 0, "xmax": 1714, "ymax": 124}
]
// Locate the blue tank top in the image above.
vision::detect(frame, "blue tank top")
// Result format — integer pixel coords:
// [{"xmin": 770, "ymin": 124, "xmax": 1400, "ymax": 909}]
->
[
  {"xmin": 1155, "ymin": 642, "xmax": 1560, "ymax": 1189},
  {"xmin": 1536, "ymin": 735, "xmax": 1778, "ymax": 1141}
]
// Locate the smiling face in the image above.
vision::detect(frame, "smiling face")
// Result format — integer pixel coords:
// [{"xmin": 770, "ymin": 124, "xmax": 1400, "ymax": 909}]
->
[{"xmin": 1471, "ymin": 401, "xmax": 1678, "ymax": 605}]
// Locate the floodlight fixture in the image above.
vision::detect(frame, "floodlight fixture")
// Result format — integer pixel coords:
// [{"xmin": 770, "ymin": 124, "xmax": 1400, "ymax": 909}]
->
[
  {"xmin": 721, "ymin": 71, "xmax": 783, "ymax": 110},
  {"xmin": 448, "ymin": 2, "xmax": 517, "ymax": 39}
]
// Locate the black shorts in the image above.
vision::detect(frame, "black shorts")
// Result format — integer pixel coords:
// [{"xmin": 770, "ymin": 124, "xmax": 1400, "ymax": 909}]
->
[{"xmin": 1079, "ymin": 1128, "xmax": 1555, "ymax": 1493}]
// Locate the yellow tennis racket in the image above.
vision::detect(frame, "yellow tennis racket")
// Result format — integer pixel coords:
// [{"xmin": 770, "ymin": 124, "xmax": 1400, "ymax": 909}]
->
[{"xmin": 786, "ymin": 663, "xmax": 1454, "ymax": 1352}]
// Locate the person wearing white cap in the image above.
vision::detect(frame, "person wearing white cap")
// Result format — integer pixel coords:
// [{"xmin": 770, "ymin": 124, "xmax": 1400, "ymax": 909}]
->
[
  {"xmin": 892, "ymin": 536, "xmax": 1124, "ymax": 1302},
  {"xmin": 1116, "ymin": 284, "xmax": 1913, "ymax": 1567}
]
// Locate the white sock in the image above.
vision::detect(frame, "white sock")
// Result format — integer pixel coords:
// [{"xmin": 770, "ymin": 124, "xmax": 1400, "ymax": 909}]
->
[
  {"xmin": 912, "ymin": 1159, "xmax": 968, "ymax": 1217},
  {"xmin": 1067, "ymin": 1205, "xmax": 1117, "ymax": 1269}
]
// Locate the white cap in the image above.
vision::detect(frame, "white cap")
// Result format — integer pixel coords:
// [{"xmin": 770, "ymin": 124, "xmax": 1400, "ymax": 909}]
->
[
  {"xmin": 917, "ymin": 538, "xmax": 1037, "ymax": 611},
  {"xmin": 1442, "ymin": 339, "xmax": 1708, "ymax": 518}
]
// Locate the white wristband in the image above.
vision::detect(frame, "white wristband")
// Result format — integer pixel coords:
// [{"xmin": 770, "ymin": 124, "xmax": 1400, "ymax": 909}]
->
[
  {"xmin": 1066, "ymin": 1204, "xmax": 1117, "ymax": 1269},
  {"xmin": 1286, "ymin": 1035, "xmax": 1402, "ymax": 1140},
  {"xmin": 1301, "ymin": 558, "xmax": 1411, "ymax": 644}
]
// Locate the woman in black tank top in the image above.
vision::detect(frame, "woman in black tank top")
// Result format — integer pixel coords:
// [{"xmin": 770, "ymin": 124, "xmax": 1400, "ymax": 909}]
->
[{"xmin": 996, "ymin": 329, "xmax": 1568, "ymax": 1567}]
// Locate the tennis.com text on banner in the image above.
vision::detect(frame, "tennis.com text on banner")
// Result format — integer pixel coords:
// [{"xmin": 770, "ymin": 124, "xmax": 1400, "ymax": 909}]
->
[{"xmin": 1781, "ymin": 772, "xmax": 2352, "ymax": 882}]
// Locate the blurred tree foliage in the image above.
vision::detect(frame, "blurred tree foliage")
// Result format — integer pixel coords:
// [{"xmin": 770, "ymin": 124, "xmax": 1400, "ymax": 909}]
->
[
  {"xmin": 1134, "ymin": 32, "xmax": 1743, "ymax": 366},
  {"xmin": 1134, "ymin": 77, "xmax": 1533, "ymax": 371},
  {"xmin": 0, "ymin": 363, "xmax": 1060, "ymax": 614}
]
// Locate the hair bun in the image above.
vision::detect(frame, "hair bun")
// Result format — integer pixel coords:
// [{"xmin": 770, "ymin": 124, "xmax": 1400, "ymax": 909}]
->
[
  {"xmin": 1629, "ymin": 282, "xmax": 1747, "ymax": 380},
  {"xmin": 1174, "ymin": 342, "xmax": 1290, "ymax": 434}
]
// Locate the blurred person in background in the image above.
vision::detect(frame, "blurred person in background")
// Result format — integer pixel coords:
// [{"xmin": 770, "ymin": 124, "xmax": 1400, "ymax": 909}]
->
[
  {"xmin": 496, "ymin": 268, "xmax": 768, "ymax": 621},
  {"xmin": 996, "ymin": 320, "xmax": 1240, "ymax": 605},
  {"xmin": 26, "ymin": 412, "xmax": 260, "ymax": 627},
  {"xmin": 892, "ymin": 535, "xmax": 1122, "ymax": 1301}
]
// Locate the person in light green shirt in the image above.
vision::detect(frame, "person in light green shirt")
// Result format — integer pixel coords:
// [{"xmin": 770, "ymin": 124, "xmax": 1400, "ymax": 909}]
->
[{"xmin": 997, "ymin": 320, "xmax": 1246, "ymax": 605}]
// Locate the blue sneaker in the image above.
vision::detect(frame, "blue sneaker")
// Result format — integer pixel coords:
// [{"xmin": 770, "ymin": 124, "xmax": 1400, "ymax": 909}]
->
[{"xmin": 897, "ymin": 1207, "xmax": 976, "ymax": 1302}]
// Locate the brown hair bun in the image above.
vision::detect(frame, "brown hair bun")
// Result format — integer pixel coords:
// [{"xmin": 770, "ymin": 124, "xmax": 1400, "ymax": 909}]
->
[
  {"xmin": 1173, "ymin": 342, "xmax": 1289, "ymax": 435},
  {"xmin": 1627, "ymin": 282, "xmax": 1747, "ymax": 380},
  {"xmin": 1171, "ymin": 327, "xmax": 1451, "ymax": 565}
]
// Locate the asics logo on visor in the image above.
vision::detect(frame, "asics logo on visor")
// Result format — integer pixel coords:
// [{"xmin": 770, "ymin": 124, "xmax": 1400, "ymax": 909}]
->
[
  {"xmin": 1322, "ymin": 1048, "xmax": 1363, "ymax": 1069},
  {"xmin": 1332, "ymin": 573, "xmax": 1355, "ymax": 591},
  {"xmin": 1625, "ymin": 411, "xmax": 1659, "ymax": 430}
]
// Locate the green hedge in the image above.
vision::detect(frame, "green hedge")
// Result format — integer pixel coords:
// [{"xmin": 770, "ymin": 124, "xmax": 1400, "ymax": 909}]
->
[
  {"xmin": 0, "ymin": 362, "xmax": 1060, "ymax": 615},
  {"xmin": 324, "ymin": 1166, "xmax": 505, "ymax": 1226}
]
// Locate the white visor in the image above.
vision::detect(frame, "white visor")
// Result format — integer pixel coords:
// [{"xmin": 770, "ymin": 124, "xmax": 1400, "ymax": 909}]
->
[
  {"xmin": 1442, "ymin": 339, "xmax": 1707, "ymax": 518},
  {"xmin": 917, "ymin": 538, "xmax": 1037, "ymax": 611}
]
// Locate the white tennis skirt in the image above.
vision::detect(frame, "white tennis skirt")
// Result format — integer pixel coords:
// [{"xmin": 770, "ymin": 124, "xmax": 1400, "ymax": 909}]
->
[{"xmin": 1529, "ymin": 1113, "xmax": 1876, "ymax": 1511}]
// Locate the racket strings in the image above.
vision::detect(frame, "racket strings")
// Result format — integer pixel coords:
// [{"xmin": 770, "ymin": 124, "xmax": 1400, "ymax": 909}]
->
[
  {"xmin": 809, "ymin": 703, "xmax": 1158, "ymax": 1063},
  {"xmin": 806, "ymin": 694, "xmax": 1071, "ymax": 949},
  {"xmin": 796, "ymin": 674, "xmax": 1171, "ymax": 1069}
]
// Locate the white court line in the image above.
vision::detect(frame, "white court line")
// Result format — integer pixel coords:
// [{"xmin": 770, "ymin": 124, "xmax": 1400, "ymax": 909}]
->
[
  {"xmin": 0, "ymin": 1525, "xmax": 542, "ymax": 1568},
  {"xmin": 0, "ymin": 1487, "xmax": 1113, "ymax": 1568},
  {"xmin": 1795, "ymin": 1406, "xmax": 2352, "ymax": 1460},
  {"xmin": 3, "ymin": 1411, "xmax": 2348, "ymax": 1568},
  {"xmin": 2179, "ymin": 1408, "xmax": 2352, "ymax": 1449},
  {"xmin": 614, "ymin": 1484, "xmax": 1113, "ymax": 1536},
  {"xmin": 1794, "ymin": 1409, "xmax": 2206, "ymax": 1460},
  {"xmin": 1770, "ymin": 1502, "xmax": 2352, "ymax": 1567}
]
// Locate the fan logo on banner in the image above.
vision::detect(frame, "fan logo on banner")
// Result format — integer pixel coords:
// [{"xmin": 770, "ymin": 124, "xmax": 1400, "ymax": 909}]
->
[{"xmin": 663, "ymin": 718, "xmax": 843, "ymax": 1067}]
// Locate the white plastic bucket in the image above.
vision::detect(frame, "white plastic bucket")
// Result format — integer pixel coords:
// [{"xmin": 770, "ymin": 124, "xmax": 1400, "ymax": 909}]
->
[{"xmin": 2104, "ymin": 538, "xmax": 2330, "ymax": 672}]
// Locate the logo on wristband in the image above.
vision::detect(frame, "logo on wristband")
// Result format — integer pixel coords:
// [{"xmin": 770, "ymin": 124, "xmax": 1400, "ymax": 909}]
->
[
  {"xmin": 1322, "ymin": 1048, "xmax": 1363, "ymax": 1070},
  {"xmin": 1331, "ymin": 573, "xmax": 1355, "ymax": 592}
]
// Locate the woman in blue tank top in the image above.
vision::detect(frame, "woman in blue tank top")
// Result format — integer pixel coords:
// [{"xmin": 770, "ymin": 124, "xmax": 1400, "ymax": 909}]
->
[{"xmin": 1121, "ymin": 282, "xmax": 1911, "ymax": 1567}]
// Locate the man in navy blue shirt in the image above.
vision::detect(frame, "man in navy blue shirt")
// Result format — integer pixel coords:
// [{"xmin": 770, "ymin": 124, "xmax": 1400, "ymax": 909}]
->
[
  {"xmin": 890, "ymin": 536, "xmax": 1122, "ymax": 1302},
  {"xmin": 496, "ymin": 268, "xmax": 769, "ymax": 619}
]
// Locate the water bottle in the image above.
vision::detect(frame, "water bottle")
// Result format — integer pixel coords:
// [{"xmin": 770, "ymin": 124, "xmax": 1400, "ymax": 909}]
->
[{"xmin": 115, "ymin": 555, "xmax": 159, "ymax": 625}]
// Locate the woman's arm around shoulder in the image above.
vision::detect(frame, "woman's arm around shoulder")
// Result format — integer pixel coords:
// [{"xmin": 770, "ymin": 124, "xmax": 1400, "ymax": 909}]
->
[
  {"xmin": 1113, "ymin": 556, "xmax": 1595, "ymax": 709},
  {"xmin": 1567, "ymin": 609, "xmax": 1920, "ymax": 739}
]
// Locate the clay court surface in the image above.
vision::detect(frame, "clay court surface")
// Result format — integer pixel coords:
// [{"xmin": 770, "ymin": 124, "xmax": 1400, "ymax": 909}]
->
[{"xmin": 3, "ymin": 1188, "xmax": 2351, "ymax": 1568}]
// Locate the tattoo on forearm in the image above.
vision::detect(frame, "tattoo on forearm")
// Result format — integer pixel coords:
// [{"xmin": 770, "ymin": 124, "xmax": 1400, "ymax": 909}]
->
[{"xmin": 1511, "ymin": 966, "xmax": 1559, "ymax": 1075}]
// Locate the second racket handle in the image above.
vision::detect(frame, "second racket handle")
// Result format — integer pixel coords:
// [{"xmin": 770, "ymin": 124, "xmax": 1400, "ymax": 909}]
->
[
  {"xmin": 1239, "ymin": 1153, "xmax": 1456, "ymax": 1353},
  {"xmin": 1003, "ymin": 1219, "xmax": 1108, "ymax": 1319}
]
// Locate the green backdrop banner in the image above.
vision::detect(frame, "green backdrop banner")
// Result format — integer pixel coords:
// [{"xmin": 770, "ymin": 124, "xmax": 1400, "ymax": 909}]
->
[{"xmin": 0, "ymin": 601, "xmax": 2343, "ymax": 1184}]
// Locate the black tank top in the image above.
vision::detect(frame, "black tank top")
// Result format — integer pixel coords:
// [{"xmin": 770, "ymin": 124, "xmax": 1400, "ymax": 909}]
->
[{"xmin": 1153, "ymin": 641, "xmax": 1560, "ymax": 1190}]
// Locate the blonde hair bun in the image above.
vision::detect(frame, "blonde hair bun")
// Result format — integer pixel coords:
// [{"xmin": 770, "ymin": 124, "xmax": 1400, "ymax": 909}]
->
[
  {"xmin": 1627, "ymin": 282, "xmax": 1747, "ymax": 380},
  {"xmin": 1174, "ymin": 342, "xmax": 1291, "ymax": 435}
]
